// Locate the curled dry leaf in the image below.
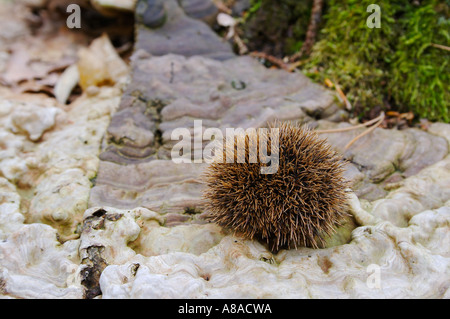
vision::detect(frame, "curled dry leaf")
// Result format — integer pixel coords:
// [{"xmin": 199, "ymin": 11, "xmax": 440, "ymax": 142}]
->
[
  {"xmin": 77, "ymin": 34, "xmax": 128, "ymax": 91},
  {"xmin": 54, "ymin": 64, "xmax": 80, "ymax": 105},
  {"xmin": 217, "ymin": 13, "xmax": 236, "ymax": 39},
  {"xmin": 217, "ymin": 12, "xmax": 235, "ymax": 27}
]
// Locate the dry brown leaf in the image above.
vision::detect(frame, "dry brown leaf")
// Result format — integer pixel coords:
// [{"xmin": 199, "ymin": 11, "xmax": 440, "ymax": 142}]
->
[
  {"xmin": 54, "ymin": 64, "xmax": 80, "ymax": 104},
  {"xmin": 77, "ymin": 33, "xmax": 128, "ymax": 90}
]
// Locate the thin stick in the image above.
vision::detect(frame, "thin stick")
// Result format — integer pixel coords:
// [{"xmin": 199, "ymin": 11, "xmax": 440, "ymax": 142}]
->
[
  {"xmin": 334, "ymin": 82, "xmax": 352, "ymax": 111},
  {"xmin": 250, "ymin": 51, "xmax": 292, "ymax": 72},
  {"xmin": 289, "ymin": 0, "xmax": 324, "ymax": 62},
  {"xmin": 316, "ymin": 112, "xmax": 384, "ymax": 134},
  {"xmin": 430, "ymin": 43, "xmax": 450, "ymax": 52},
  {"xmin": 344, "ymin": 112, "xmax": 385, "ymax": 150},
  {"xmin": 234, "ymin": 33, "xmax": 249, "ymax": 55},
  {"xmin": 215, "ymin": 1, "xmax": 232, "ymax": 14},
  {"xmin": 323, "ymin": 78, "xmax": 352, "ymax": 110}
]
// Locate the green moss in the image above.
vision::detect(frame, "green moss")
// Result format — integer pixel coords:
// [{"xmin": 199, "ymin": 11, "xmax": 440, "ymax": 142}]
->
[
  {"xmin": 89, "ymin": 174, "xmax": 97, "ymax": 187},
  {"xmin": 243, "ymin": 0, "xmax": 449, "ymax": 122},
  {"xmin": 302, "ymin": 0, "xmax": 396, "ymax": 118},
  {"xmin": 390, "ymin": 3, "xmax": 449, "ymax": 122},
  {"xmin": 304, "ymin": 0, "xmax": 449, "ymax": 122},
  {"xmin": 244, "ymin": 0, "xmax": 262, "ymax": 19}
]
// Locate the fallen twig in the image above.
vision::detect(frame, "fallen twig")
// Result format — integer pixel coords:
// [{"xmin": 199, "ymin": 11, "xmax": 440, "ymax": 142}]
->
[
  {"xmin": 315, "ymin": 112, "xmax": 385, "ymax": 150},
  {"xmin": 250, "ymin": 51, "xmax": 292, "ymax": 72},
  {"xmin": 289, "ymin": 0, "xmax": 324, "ymax": 62},
  {"xmin": 343, "ymin": 112, "xmax": 385, "ymax": 150},
  {"xmin": 324, "ymin": 78, "xmax": 352, "ymax": 111},
  {"xmin": 430, "ymin": 43, "xmax": 450, "ymax": 52},
  {"xmin": 234, "ymin": 33, "xmax": 249, "ymax": 55},
  {"xmin": 215, "ymin": 1, "xmax": 232, "ymax": 15},
  {"xmin": 316, "ymin": 112, "xmax": 385, "ymax": 134},
  {"xmin": 250, "ymin": 51, "xmax": 303, "ymax": 72}
]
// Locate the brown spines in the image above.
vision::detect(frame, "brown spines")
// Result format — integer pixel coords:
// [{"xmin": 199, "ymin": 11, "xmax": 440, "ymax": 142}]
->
[{"xmin": 203, "ymin": 122, "xmax": 349, "ymax": 252}]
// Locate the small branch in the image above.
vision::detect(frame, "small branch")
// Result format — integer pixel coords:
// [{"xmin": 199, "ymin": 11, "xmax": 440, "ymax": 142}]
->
[
  {"xmin": 344, "ymin": 112, "xmax": 385, "ymax": 150},
  {"xmin": 324, "ymin": 78, "xmax": 352, "ymax": 111},
  {"xmin": 250, "ymin": 51, "xmax": 292, "ymax": 72},
  {"xmin": 233, "ymin": 33, "xmax": 249, "ymax": 55},
  {"xmin": 316, "ymin": 112, "xmax": 384, "ymax": 134},
  {"xmin": 289, "ymin": 0, "xmax": 324, "ymax": 62},
  {"xmin": 430, "ymin": 43, "xmax": 450, "ymax": 52},
  {"xmin": 334, "ymin": 82, "xmax": 352, "ymax": 111},
  {"xmin": 315, "ymin": 112, "xmax": 385, "ymax": 150},
  {"xmin": 215, "ymin": 1, "xmax": 232, "ymax": 15}
]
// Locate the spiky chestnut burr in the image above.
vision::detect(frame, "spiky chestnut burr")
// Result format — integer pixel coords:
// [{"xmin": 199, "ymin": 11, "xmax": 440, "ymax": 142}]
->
[{"xmin": 202, "ymin": 122, "xmax": 349, "ymax": 251}]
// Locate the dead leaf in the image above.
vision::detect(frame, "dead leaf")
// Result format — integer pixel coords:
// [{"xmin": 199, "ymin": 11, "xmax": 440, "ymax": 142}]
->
[
  {"xmin": 324, "ymin": 78, "xmax": 334, "ymax": 88},
  {"xmin": 54, "ymin": 64, "xmax": 80, "ymax": 104},
  {"xmin": 77, "ymin": 33, "xmax": 128, "ymax": 90}
]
